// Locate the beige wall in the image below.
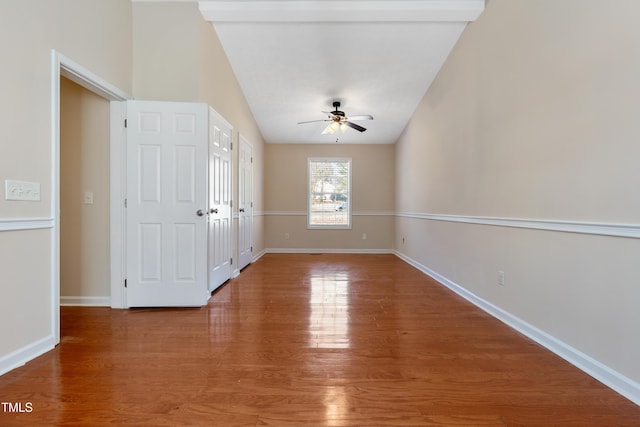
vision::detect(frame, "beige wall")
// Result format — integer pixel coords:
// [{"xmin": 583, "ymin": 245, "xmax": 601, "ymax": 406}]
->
[
  {"xmin": 0, "ymin": 230, "xmax": 53, "ymax": 354},
  {"xmin": 0, "ymin": 0, "xmax": 132, "ymax": 219},
  {"xmin": 60, "ymin": 77, "xmax": 111, "ymax": 300},
  {"xmin": 395, "ymin": 0, "xmax": 640, "ymax": 385},
  {"xmin": 0, "ymin": 0, "xmax": 131, "ymax": 366},
  {"xmin": 132, "ymin": 3, "xmax": 199, "ymax": 102},
  {"xmin": 265, "ymin": 144, "xmax": 394, "ymax": 251},
  {"xmin": 133, "ymin": 2, "xmax": 265, "ymax": 260}
]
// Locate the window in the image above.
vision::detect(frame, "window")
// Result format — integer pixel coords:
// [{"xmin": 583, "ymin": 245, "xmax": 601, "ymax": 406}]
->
[{"xmin": 308, "ymin": 158, "xmax": 351, "ymax": 229}]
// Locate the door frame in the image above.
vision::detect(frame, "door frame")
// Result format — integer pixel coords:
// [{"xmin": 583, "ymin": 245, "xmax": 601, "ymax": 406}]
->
[{"xmin": 51, "ymin": 50, "xmax": 130, "ymax": 343}]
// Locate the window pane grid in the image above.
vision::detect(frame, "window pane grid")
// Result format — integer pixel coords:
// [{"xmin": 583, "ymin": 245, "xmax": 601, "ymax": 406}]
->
[{"xmin": 308, "ymin": 158, "xmax": 351, "ymax": 229}]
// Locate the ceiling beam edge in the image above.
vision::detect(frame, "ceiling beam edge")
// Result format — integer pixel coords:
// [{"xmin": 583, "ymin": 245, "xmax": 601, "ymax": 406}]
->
[{"xmin": 198, "ymin": 0, "xmax": 485, "ymax": 23}]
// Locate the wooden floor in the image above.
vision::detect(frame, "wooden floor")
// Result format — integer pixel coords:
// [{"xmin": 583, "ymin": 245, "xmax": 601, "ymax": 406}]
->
[{"xmin": 1, "ymin": 254, "xmax": 638, "ymax": 426}]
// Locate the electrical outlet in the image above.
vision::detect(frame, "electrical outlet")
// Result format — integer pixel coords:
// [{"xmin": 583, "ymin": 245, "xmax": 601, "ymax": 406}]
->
[
  {"xmin": 362, "ymin": 233, "xmax": 367, "ymax": 240},
  {"xmin": 5, "ymin": 180, "xmax": 40, "ymax": 201},
  {"xmin": 285, "ymin": 233, "xmax": 290, "ymax": 240},
  {"xmin": 498, "ymin": 271, "xmax": 505, "ymax": 286},
  {"xmin": 84, "ymin": 191, "xmax": 94, "ymax": 205}
]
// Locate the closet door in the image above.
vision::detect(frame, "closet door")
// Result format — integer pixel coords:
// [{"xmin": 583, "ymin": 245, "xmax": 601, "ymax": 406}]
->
[
  {"xmin": 208, "ymin": 107, "xmax": 233, "ymax": 291},
  {"xmin": 238, "ymin": 135, "xmax": 253, "ymax": 271}
]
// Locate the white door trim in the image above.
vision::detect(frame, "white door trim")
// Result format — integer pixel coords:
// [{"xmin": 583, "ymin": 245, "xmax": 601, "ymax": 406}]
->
[
  {"xmin": 51, "ymin": 50, "xmax": 130, "ymax": 345},
  {"xmin": 110, "ymin": 101, "xmax": 128, "ymax": 308}
]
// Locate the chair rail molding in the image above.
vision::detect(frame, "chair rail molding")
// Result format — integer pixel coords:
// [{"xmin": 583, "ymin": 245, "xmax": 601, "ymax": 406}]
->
[
  {"xmin": 0, "ymin": 218, "xmax": 54, "ymax": 232},
  {"xmin": 396, "ymin": 212, "xmax": 640, "ymax": 239}
]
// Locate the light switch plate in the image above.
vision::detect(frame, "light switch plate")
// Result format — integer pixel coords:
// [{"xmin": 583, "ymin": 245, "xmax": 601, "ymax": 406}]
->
[{"xmin": 5, "ymin": 180, "xmax": 41, "ymax": 201}]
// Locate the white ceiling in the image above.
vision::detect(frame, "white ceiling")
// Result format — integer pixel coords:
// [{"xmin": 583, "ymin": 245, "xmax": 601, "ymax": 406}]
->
[{"xmin": 199, "ymin": 1, "xmax": 485, "ymax": 144}]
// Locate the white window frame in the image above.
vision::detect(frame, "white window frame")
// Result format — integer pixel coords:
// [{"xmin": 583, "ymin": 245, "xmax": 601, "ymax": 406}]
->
[{"xmin": 307, "ymin": 157, "xmax": 352, "ymax": 230}]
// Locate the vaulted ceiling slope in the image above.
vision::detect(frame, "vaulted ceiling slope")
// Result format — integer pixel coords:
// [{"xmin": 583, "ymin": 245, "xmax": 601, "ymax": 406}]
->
[{"xmin": 199, "ymin": 1, "xmax": 484, "ymax": 144}]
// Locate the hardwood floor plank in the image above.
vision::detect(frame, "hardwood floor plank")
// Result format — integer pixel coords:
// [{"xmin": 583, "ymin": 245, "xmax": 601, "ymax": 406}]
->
[{"xmin": 0, "ymin": 254, "xmax": 638, "ymax": 426}]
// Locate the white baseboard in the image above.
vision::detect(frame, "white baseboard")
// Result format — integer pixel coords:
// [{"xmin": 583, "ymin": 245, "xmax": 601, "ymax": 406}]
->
[
  {"xmin": 265, "ymin": 248, "xmax": 394, "ymax": 254},
  {"xmin": 252, "ymin": 249, "xmax": 266, "ymax": 262},
  {"xmin": 60, "ymin": 296, "xmax": 111, "ymax": 307},
  {"xmin": 0, "ymin": 335, "xmax": 55, "ymax": 377},
  {"xmin": 394, "ymin": 250, "xmax": 640, "ymax": 406}
]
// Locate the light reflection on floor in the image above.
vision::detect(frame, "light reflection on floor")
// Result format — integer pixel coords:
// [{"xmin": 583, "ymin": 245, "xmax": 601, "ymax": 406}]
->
[
  {"xmin": 323, "ymin": 385, "xmax": 349, "ymax": 426},
  {"xmin": 308, "ymin": 272, "xmax": 350, "ymax": 349}
]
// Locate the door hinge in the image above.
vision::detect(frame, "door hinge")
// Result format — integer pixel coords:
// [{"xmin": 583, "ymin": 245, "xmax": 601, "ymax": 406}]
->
[
  {"xmin": 124, "ymin": 198, "xmax": 127, "ymax": 208},
  {"xmin": 230, "ymin": 200, "xmax": 233, "ymax": 208},
  {"xmin": 251, "ymin": 202, "xmax": 253, "ymax": 208},
  {"xmin": 124, "ymin": 119, "xmax": 127, "ymax": 128},
  {"xmin": 251, "ymin": 246, "xmax": 253, "ymax": 252},
  {"xmin": 124, "ymin": 279, "xmax": 127, "ymax": 288},
  {"xmin": 230, "ymin": 142, "xmax": 233, "ymax": 150},
  {"xmin": 230, "ymin": 258, "xmax": 233, "ymax": 265},
  {"xmin": 251, "ymin": 157, "xmax": 253, "ymax": 164}
]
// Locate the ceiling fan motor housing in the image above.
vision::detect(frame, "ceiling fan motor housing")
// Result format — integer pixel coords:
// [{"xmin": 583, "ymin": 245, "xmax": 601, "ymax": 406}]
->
[{"xmin": 331, "ymin": 101, "xmax": 345, "ymax": 117}]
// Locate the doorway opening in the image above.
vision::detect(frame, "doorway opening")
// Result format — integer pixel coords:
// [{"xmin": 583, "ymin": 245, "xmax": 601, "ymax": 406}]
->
[
  {"xmin": 51, "ymin": 50, "xmax": 129, "ymax": 344},
  {"xmin": 59, "ymin": 77, "xmax": 111, "ymax": 307}
]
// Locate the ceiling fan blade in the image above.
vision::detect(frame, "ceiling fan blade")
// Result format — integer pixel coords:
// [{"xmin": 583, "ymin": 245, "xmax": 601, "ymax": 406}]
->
[
  {"xmin": 298, "ymin": 119, "xmax": 330, "ymax": 124},
  {"xmin": 347, "ymin": 115, "xmax": 373, "ymax": 121},
  {"xmin": 345, "ymin": 121, "xmax": 367, "ymax": 132}
]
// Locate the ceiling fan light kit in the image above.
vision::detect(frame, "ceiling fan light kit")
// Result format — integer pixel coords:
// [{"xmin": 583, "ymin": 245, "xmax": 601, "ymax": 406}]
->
[
  {"xmin": 299, "ymin": 101, "xmax": 373, "ymax": 136},
  {"xmin": 322, "ymin": 120, "xmax": 348, "ymax": 135}
]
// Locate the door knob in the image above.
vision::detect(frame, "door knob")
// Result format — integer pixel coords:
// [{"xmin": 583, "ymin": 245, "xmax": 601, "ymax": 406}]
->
[
  {"xmin": 196, "ymin": 209, "xmax": 205, "ymax": 217},
  {"xmin": 210, "ymin": 208, "xmax": 218, "ymax": 214},
  {"xmin": 239, "ymin": 208, "xmax": 245, "ymax": 213}
]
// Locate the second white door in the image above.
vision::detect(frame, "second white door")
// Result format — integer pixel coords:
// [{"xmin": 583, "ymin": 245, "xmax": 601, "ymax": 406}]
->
[
  {"xmin": 208, "ymin": 108, "xmax": 233, "ymax": 291},
  {"xmin": 238, "ymin": 135, "xmax": 253, "ymax": 270}
]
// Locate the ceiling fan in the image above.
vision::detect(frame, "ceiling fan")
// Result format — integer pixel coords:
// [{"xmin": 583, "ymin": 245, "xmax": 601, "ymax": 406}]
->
[{"xmin": 298, "ymin": 101, "xmax": 373, "ymax": 134}]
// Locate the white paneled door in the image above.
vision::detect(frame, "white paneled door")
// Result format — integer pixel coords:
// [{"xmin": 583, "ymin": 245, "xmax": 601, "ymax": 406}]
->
[
  {"xmin": 238, "ymin": 135, "xmax": 253, "ymax": 270},
  {"xmin": 125, "ymin": 101, "xmax": 210, "ymax": 307},
  {"xmin": 207, "ymin": 107, "xmax": 233, "ymax": 291}
]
